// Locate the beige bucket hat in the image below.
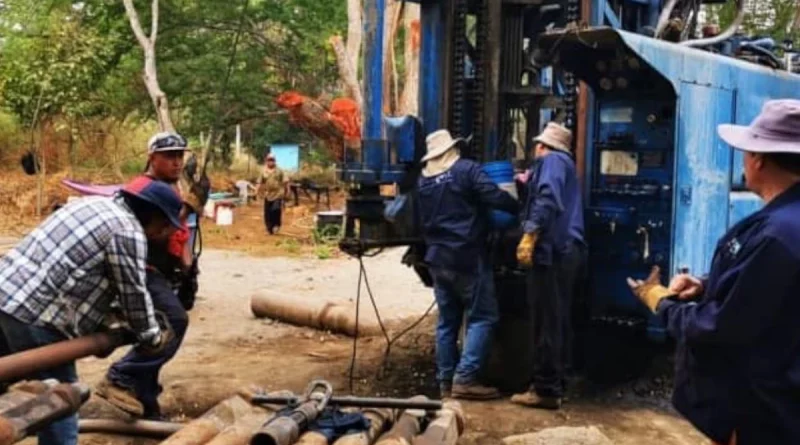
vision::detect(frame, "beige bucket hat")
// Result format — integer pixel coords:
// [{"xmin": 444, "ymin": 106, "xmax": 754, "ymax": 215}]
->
[
  {"xmin": 422, "ymin": 129, "xmax": 463, "ymax": 162},
  {"xmin": 533, "ymin": 122, "xmax": 572, "ymax": 153}
]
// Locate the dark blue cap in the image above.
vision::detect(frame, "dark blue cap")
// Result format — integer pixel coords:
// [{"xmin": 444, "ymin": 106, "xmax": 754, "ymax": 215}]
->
[{"xmin": 121, "ymin": 176, "xmax": 183, "ymax": 228}]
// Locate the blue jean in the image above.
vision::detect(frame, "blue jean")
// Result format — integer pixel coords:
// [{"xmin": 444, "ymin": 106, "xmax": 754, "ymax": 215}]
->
[
  {"xmin": 107, "ymin": 271, "xmax": 189, "ymax": 416},
  {"xmin": 0, "ymin": 312, "xmax": 78, "ymax": 445},
  {"xmin": 431, "ymin": 259, "xmax": 499, "ymax": 385}
]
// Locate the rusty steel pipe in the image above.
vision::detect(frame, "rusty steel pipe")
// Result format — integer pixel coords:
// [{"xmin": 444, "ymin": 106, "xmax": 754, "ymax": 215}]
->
[
  {"xmin": 159, "ymin": 395, "xmax": 258, "ymax": 445},
  {"xmin": 295, "ymin": 431, "xmax": 329, "ymax": 445},
  {"xmin": 250, "ymin": 293, "xmax": 381, "ymax": 337},
  {"xmin": 374, "ymin": 397, "xmax": 429, "ymax": 445},
  {"xmin": 0, "ymin": 382, "xmax": 90, "ymax": 445},
  {"xmin": 79, "ymin": 419, "xmax": 183, "ymax": 438},
  {"xmin": 411, "ymin": 401, "xmax": 464, "ymax": 445},
  {"xmin": 0, "ymin": 332, "xmax": 129, "ymax": 384},
  {"xmin": 202, "ymin": 391, "xmax": 293, "ymax": 445}
]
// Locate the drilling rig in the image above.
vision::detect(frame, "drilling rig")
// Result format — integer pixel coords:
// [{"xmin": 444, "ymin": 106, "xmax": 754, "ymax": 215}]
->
[{"xmin": 338, "ymin": 0, "xmax": 800, "ymax": 389}]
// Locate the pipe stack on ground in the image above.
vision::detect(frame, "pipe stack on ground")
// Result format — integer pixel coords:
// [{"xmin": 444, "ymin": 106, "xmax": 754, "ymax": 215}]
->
[
  {"xmin": 411, "ymin": 401, "xmax": 464, "ymax": 445},
  {"xmin": 332, "ymin": 408, "xmax": 393, "ymax": 445},
  {"xmin": 250, "ymin": 292, "xmax": 381, "ymax": 337},
  {"xmin": 373, "ymin": 397, "xmax": 429, "ymax": 445},
  {"xmin": 0, "ymin": 380, "xmax": 90, "ymax": 445},
  {"xmin": 204, "ymin": 392, "xmax": 292, "ymax": 445},
  {"xmin": 159, "ymin": 395, "xmax": 258, "ymax": 445}
]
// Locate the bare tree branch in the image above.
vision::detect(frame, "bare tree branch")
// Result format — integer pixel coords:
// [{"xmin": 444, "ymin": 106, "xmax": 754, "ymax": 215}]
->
[
  {"xmin": 123, "ymin": 0, "xmax": 175, "ymax": 132},
  {"xmin": 150, "ymin": 0, "xmax": 159, "ymax": 43}
]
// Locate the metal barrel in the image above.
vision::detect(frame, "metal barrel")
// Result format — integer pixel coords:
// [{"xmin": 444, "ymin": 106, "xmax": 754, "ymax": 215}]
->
[{"xmin": 0, "ymin": 332, "xmax": 128, "ymax": 384}]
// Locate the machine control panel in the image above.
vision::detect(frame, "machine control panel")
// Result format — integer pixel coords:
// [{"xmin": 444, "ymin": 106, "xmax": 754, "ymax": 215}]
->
[{"xmin": 587, "ymin": 98, "xmax": 675, "ymax": 327}]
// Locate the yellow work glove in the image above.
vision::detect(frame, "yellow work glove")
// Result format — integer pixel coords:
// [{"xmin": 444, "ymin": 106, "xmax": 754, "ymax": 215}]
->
[
  {"xmin": 516, "ymin": 232, "xmax": 538, "ymax": 268},
  {"xmin": 626, "ymin": 266, "xmax": 675, "ymax": 313}
]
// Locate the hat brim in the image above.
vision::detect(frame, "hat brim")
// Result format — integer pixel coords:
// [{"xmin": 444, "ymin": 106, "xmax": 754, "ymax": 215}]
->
[
  {"xmin": 121, "ymin": 190, "xmax": 183, "ymax": 229},
  {"xmin": 718, "ymin": 124, "xmax": 800, "ymax": 154},
  {"xmin": 533, "ymin": 135, "xmax": 570, "ymax": 153},
  {"xmin": 150, "ymin": 147, "xmax": 188, "ymax": 153},
  {"xmin": 422, "ymin": 138, "xmax": 462, "ymax": 162}
]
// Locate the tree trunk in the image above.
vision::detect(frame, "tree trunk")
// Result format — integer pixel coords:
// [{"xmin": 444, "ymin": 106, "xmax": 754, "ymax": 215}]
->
[
  {"xmin": 330, "ymin": 0, "xmax": 364, "ymax": 108},
  {"xmin": 330, "ymin": 36, "xmax": 363, "ymax": 107},
  {"xmin": 383, "ymin": 1, "xmax": 403, "ymax": 115},
  {"xmin": 122, "ymin": 0, "xmax": 175, "ymax": 133},
  {"xmin": 399, "ymin": 5, "xmax": 420, "ymax": 116}
]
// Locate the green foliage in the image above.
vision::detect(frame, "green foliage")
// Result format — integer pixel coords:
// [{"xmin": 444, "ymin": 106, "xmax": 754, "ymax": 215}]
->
[
  {"xmin": 708, "ymin": 0, "xmax": 798, "ymax": 43},
  {"xmin": 0, "ymin": 0, "xmax": 348, "ymax": 167}
]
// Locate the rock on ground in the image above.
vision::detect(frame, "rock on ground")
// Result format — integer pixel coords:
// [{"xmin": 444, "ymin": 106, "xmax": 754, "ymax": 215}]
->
[{"xmin": 503, "ymin": 426, "xmax": 615, "ymax": 445}]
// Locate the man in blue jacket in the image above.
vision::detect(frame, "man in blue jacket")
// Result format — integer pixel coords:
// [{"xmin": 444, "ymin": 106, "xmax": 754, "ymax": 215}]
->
[
  {"xmin": 511, "ymin": 122, "xmax": 586, "ymax": 410},
  {"xmin": 627, "ymin": 99, "xmax": 800, "ymax": 445},
  {"xmin": 417, "ymin": 129, "xmax": 518, "ymax": 400}
]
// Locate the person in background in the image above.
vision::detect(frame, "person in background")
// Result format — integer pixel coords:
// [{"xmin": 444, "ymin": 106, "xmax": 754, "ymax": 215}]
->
[
  {"xmin": 0, "ymin": 176, "xmax": 180, "ymax": 445},
  {"xmin": 512, "ymin": 122, "xmax": 586, "ymax": 410},
  {"xmin": 627, "ymin": 99, "xmax": 800, "ymax": 445},
  {"xmin": 417, "ymin": 129, "xmax": 518, "ymax": 400},
  {"xmin": 97, "ymin": 132, "xmax": 206, "ymax": 421},
  {"xmin": 235, "ymin": 179, "xmax": 256, "ymax": 206},
  {"xmin": 257, "ymin": 153, "xmax": 289, "ymax": 235}
]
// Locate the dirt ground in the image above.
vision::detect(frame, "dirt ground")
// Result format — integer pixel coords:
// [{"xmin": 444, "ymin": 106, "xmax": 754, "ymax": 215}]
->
[{"xmin": 4, "ymin": 187, "xmax": 711, "ymax": 444}]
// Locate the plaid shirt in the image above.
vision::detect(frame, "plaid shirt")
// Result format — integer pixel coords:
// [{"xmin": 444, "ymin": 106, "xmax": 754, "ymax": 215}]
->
[{"xmin": 0, "ymin": 196, "xmax": 159, "ymax": 341}]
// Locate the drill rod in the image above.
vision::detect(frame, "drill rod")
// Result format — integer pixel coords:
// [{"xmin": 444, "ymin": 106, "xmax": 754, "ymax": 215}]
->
[
  {"xmin": 250, "ymin": 395, "xmax": 442, "ymax": 411},
  {"xmin": 0, "ymin": 332, "xmax": 130, "ymax": 383}
]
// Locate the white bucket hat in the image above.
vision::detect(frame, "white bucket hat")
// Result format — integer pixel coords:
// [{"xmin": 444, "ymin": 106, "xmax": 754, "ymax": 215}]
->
[
  {"xmin": 422, "ymin": 129, "xmax": 463, "ymax": 162},
  {"xmin": 718, "ymin": 99, "xmax": 800, "ymax": 154},
  {"xmin": 533, "ymin": 122, "xmax": 572, "ymax": 153}
]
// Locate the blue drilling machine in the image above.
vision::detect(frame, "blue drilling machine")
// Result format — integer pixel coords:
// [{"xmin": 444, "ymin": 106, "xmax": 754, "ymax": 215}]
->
[{"xmin": 338, "ymin": 0, "xmax": 800, "ymax": 390}]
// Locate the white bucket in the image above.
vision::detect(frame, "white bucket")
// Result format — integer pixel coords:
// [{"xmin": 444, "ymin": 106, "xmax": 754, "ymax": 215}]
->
[
  {"xmin": 203, "ymin": 200, "xmax": 216, "ymax": 219},
  {"xmin": 215, "ymin": 206, "xmax": 233, "ymax": 226}
]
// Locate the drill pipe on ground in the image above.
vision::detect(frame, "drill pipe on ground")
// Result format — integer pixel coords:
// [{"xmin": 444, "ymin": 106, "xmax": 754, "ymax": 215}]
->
[
  {"xmin": 411, "ymin": 401, "xmax": 465, "ymax": 445},
  {"xmin": 202, "ymin": 392, "xmax": 293, "ymax": 445},
  {"xmin": 250, "ymin": 293, "xmax": 381, "ymax": 337},
  {"xmin": 250, "ymin": 381, "xmax": 333, "ymax": 445},
  {"xmin": 159, "ymin": 395, "xmax": 257, "ymax": 445},
  {"xmin": 0, "ymin": 382, "xmax": 90, "ymax": 445},
  {"xmin": 79, "ymin": 419, "xmax": 184, "ymax": 438},
  {"xmin": 294, "ymin": 431, "xmax": 328, "ymax": 445},
  {"xmin": 374, "ymin": 397, "xmax": 429, "ymax": 445},
  {"xmin": 0, "ymin": 332, "xmax": 129, "ymax": 383},
  {"xmin": 332, "ymin": 408, "xmax": 393, "ymax": 445},
  {"xmin": 248, "ymin": 395, "xmax": 442, "ymax": 412}
]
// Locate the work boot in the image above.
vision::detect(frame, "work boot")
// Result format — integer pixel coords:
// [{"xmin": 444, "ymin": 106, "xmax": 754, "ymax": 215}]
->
[
  {"xmin": 451, "ymin": 382, "xmax": 501, "ymax": 400},
  {"xmin": 440, "ymin": 382, "xmax": 452, "ymax": 399},
  {"xmin": 94, "ymin": 378, "xmax": 144, "ymax": 417},
  {"xmin": 510, "ymin": 390, "xmax": 562, "ymax": 410}
]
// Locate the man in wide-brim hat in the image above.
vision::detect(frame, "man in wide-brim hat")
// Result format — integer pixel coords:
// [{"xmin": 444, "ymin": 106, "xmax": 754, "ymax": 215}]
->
[
  {"xmin": 511, "ymin": 121, "xmax": 586, "ymax": 410},
  {"xmin": 416, "ymin": 129, "xmax": 518, "ymax": 400},
  {"xmin": 627, "ymin": 99, "xmax": 800, "ymax": 445}
]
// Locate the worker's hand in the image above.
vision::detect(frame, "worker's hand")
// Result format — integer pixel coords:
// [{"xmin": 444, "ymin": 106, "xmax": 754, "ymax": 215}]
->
[
  {"xmin": 95, "ymin": 312, "xmax": 137, "ymax": 359},
  {"xmin": 516, "ymin": 232, "xmax": 538, "ymax": 268},
  {"xmin": 668, "ymin": 273, "xmax": 704, "ymax": 300},
  {"xmin": 135, "ymin": 312, "xmax": 175, "ymax": 356},
  {"xmin": 626, "ymin": 266, "xmax": 675, "ymax": 313}
]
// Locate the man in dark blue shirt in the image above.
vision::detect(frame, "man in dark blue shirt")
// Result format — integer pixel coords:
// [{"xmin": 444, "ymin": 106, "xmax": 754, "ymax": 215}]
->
[
  {"xmin": 627, "ymin": 99, "xmax": 800, "ymax": 445},
  {"xmin": 512, "ymin": 122, "xmax": 586, "ymax": 410},
  {"xmin": 417, "ymin": 129, "xmax": 518, "ymax": 400}
]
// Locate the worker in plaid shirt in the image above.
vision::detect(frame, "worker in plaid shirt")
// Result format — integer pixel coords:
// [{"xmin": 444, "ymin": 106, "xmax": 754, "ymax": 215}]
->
[{"xmin": 0, "ymin": 176, "xmax": 182, "ymax": 445}]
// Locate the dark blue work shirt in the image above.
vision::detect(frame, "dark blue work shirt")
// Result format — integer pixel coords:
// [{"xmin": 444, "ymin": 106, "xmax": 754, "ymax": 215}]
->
[
  {"xmin": 656, "ymin": 182, "xmax": 800, "ymax": 445},
  {"xmin": 417, "ymin": 158, "xmax": 518, "ymax": 273},
  {"xmin": 521, "ymin": 151, "xmax": 585, "ymax": 266}
]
